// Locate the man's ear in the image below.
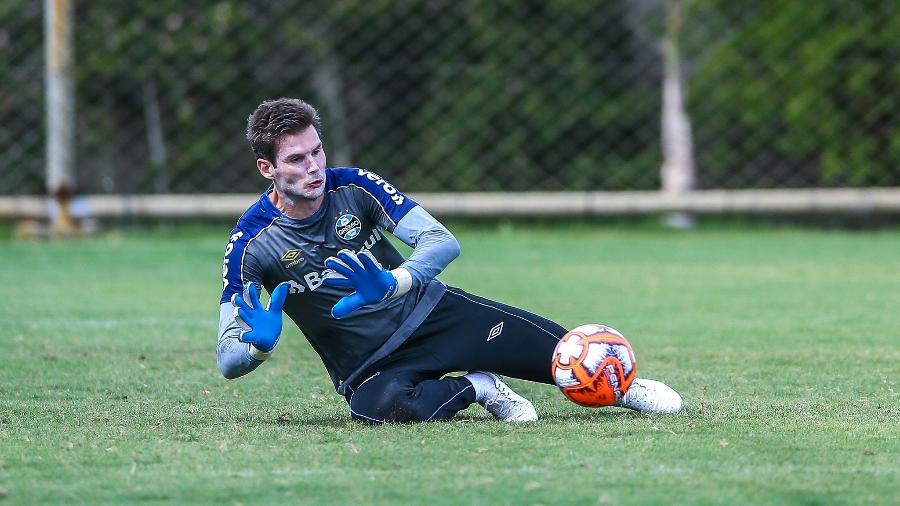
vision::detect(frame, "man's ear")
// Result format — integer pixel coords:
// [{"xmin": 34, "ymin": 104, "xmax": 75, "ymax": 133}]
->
[{"xmin": 257, "ymin": 158, "xmax": 275, "ymax": 180}]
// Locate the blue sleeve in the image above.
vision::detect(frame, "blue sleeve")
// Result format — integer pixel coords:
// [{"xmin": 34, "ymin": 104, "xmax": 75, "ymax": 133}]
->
[
  {"xmin": 218, "ymin": 226, "xmax": 266, "ymax": 378},
  {"xmin": 217, "ymin": 208, "xmax": 276, "ymax": 378},
  {"xmin": 221, "ymin": 227, "xmax": 249, "ymax": 303},
  {"xmin": 326, "ymin": 168, "xmax": 418, "ymax": 229},
  {"xmin": 393, "ymin": 206, "xmax": 461, "ymax": 286},
  {"xmin": 220, "ymin": 220, "xmax": 273, "ymax": 304}
]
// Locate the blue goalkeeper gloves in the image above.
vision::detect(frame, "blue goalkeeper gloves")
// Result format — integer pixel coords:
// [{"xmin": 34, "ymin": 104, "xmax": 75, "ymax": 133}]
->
[
  {"xmin": 323, "ymin": 249, "xmax": 398, "ymax": 319},
  {"xmin": 231, "ymin": 282, "xmax": 289, "ymax": 354}
]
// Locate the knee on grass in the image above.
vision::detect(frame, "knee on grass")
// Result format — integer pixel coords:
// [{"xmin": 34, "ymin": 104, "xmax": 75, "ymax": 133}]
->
[{"xmin": 349, "ymin": 379, "xmax": 437, "ymax": 425}]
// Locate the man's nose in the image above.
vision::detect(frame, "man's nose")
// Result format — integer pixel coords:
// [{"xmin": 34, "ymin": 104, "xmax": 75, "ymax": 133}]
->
[{"xmin": 308, "ymin": 156, "xmax": 320, "ymax": 172}]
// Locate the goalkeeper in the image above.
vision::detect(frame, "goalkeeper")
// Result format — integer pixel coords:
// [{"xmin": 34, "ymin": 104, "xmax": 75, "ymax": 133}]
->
[{"xmin": 218, "ymin": 98, "xmax": 682, "ymax": 424}]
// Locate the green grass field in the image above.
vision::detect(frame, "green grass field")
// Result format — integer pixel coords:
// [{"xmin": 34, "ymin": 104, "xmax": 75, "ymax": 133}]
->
[{"xmin": 1, "ymin": 222, "xmax": 898, "ymax": 505}]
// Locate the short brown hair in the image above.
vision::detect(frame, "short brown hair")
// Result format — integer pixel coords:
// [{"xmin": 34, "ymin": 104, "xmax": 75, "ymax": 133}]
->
[{"xmin": 246, "ymin": 98, "xmax": 321, "ymax": 163}]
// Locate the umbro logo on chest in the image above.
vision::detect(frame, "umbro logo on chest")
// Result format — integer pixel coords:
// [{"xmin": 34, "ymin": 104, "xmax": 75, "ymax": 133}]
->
[{"xmin": 280, "ymin": 249, "xmax": 305, "ymax": 269}]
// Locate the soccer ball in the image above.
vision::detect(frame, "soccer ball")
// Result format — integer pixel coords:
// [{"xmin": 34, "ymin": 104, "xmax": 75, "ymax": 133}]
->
[{"xmin": 551, "ymin": 324, "xmax": 637, "ymax": 407}]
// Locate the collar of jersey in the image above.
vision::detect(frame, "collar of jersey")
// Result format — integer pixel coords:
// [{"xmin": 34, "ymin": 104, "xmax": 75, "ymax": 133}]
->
[{"xmin": 258, "ymin": 183, "xmax": 330, "ymax": 226}]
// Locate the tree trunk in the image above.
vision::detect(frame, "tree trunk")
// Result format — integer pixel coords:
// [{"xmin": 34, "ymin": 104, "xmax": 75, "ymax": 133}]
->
[{"xmin": 142, "ymin": 76, "xmax": 169, "ymax": 193}]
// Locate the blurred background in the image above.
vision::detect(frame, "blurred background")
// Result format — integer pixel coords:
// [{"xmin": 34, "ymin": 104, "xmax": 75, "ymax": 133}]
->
[{"xmin": 2, "ymin": 0, "xmax": 899, "ymax": 221}]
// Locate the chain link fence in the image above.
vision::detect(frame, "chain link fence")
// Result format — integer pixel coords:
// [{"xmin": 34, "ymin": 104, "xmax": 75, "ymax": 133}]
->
[{"xmin": 2, "ymin": 0, "xmax": 899, "ymax": 196}]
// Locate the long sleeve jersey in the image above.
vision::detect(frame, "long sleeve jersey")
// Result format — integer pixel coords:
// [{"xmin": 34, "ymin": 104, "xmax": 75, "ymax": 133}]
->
[{"xmin": 218, "ymin": 168, "xmax": 460, "ymax": 394}]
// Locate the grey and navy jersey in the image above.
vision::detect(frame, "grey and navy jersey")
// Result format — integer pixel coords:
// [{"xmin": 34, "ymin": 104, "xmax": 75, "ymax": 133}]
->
[{"xmin": 218, "ymin": 168, "xmax": 459, "ymax": 392}]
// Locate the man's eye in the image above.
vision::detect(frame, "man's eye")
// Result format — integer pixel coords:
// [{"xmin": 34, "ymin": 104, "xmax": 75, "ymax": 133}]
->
[{"xmin": 312, "ymin": 149, "xmax": 321, "ymax": 155}]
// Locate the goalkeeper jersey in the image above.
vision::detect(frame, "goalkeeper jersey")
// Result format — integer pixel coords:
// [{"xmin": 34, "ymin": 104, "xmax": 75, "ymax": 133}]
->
[{"xmin": 219, "ymin": 168, "xmax": 453, "ymax": 393}]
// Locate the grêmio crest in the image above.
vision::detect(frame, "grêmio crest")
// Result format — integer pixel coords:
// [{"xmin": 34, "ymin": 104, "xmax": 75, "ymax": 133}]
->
[{"xmin": 335, "ymin": 213, "xmax": 362, "ymax": 241}]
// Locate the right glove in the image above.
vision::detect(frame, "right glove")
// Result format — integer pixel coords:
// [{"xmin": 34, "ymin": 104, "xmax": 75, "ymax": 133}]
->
[
  {"xmin": 231, "ymin": 282, "xmax": 289, "ymax": 354},
  {"xmin": 322, "ymin": 249, "xmax": 398, "ymax": 319}
]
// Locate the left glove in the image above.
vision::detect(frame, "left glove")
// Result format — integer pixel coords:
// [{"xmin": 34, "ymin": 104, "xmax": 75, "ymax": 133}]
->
[
  {"xmin": 322, "ymin": 249, "xmax": 401, "ymax": 319},
  {"xmin": 231, "ymin": 282, "xmax": 289, "ymax": 356}
]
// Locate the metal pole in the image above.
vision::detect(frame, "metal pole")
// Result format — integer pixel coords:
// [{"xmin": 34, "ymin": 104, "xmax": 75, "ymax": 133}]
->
[{"xmin": 45, "ymin": 0, "xmax": 78, "ymax": 235}]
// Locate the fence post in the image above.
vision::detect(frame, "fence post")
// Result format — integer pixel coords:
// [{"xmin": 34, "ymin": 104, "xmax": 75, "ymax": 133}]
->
[
  {"xmin": 45, "ymin": 0, "xmax": 78, "ymax": 236},
  {"xmin": 661, "ymin": 0, "xmax": 695, "ymax": 229}
]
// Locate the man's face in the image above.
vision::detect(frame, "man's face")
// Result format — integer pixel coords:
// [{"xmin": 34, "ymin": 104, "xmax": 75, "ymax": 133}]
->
[{"xmin": 258, "ymin": 125, "xmax": 327, "ymax": 202}]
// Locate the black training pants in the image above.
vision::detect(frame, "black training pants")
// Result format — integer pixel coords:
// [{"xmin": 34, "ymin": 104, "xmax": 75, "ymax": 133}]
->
[{"xmin": 344, "ymin": 287, "xmax": 567, "ymax": 424}]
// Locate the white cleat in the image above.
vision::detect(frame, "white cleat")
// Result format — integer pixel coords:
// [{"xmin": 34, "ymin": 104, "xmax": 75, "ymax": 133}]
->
[
  {"xmin": 617, "ymin": 378, "xmax": 683, "ymax": 414},
  {"xmin": 477, "ymin": 372, "xmax": 539, "ymax": 423}
]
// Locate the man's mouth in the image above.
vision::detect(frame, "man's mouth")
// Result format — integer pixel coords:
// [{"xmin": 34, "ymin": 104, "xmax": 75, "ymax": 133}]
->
[{"xmin": 307, "ymin": 179, "xmax": 324, "ymax": 189}]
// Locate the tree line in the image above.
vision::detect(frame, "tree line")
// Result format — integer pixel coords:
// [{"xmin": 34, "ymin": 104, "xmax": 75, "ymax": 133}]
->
[{"xmin": 1, "ymin": 0, "xmax": 897, "ymax": 194}]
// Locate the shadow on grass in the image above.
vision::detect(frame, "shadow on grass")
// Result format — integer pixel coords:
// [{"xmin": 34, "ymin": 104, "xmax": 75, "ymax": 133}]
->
[
  {"xmin": 537, "ymin": 409, "xmax": 645, "ymax": 423},
  {"xmin": 225, "ymin": 405, "xmax": 657, "ymax": 428},
  {"xmin": 275, "ymin": 413, "xmax": 352, "ymax": 428},
  {"xmin": 259, "ymin": 411, "xmax": 642, "ymax": 427},
  {"xmin": 266, "ymin": 413, "xmax": 498, "ymax": 427}
]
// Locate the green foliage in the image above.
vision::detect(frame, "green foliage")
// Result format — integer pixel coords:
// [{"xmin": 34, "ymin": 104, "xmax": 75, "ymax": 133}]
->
[
  {"xmin": 59, "ymin": 1, "xmax": 663, "ymax": 193},
  {"xmin": 404, "ymin": 2, "xmax": 661, "ymax": 191},
  {"xmin": 0, "ymin": 0, "xmax": 45, "ymax": 193},
  {"xmin": 1, "ymin": 224, "xmax": 899, "ymax": 503},
  {"xmin": 73, "ymin": 1, "xmax": 314, "ymax": 193},
  {"xmin": 4, "ymin": 1, "xmax": 899, "ymax": 194},
  {"xmin": 690, "ymin": 0, "xmax": 900, "ymax": 187}
]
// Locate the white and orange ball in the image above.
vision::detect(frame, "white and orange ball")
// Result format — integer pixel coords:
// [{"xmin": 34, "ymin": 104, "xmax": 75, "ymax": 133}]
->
[{"xmin": 551, "ymin": 324, "xmax": 637, "ymax": 407}]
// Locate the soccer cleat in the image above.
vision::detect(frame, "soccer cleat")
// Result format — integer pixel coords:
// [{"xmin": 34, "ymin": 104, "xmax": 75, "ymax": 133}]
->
[
  {"xmin": 477, "ymin": 372, "xmax": 539, "ymax": 423},
  {"xmin": 616, "ymin": 378, "xmax": 683, "ymax": 414}
]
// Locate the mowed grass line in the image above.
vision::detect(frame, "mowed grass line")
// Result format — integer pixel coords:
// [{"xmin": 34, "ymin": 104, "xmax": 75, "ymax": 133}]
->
[{"xmin": 0, "ymin": 224, "xmax": 898, "ymax": 505}]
